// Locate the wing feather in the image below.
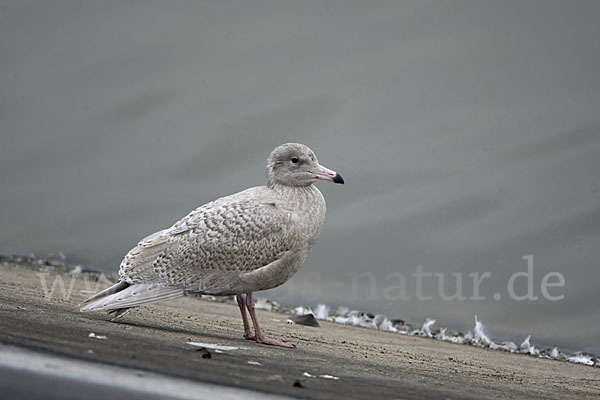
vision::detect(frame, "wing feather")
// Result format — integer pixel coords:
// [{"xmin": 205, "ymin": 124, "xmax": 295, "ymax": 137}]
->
[{"xmin": 117, "ymin": 187, "xmax": 299, "ymax": 294}]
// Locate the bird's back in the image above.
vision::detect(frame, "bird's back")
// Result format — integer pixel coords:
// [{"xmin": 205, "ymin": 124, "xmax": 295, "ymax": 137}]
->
[{"xmin": 118, "ymin": 184, "xmax": 325, "ymax": 295}]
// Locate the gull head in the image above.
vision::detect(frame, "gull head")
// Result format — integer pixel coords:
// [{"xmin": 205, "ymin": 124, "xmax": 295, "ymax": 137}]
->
[{"xmin": 266, "ymin": 143, "xmax": 344, "ymax": 188}]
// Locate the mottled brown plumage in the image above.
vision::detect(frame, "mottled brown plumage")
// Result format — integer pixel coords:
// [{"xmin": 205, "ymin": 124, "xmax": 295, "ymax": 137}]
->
[{"xmin": 81, "ymin": 143, "xmax": 343, "ymax": 347}]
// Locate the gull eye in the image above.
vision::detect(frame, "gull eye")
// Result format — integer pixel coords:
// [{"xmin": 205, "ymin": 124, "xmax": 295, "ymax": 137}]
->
[{"xmin": 290, "ymin": 157, "xmax": 299, "ymax": 164}]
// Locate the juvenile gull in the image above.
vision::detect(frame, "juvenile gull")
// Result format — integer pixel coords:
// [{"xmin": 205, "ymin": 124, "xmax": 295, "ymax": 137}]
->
[{"xmin": 81, "ymin": 143, "xmax": 344, "ymax": 348}]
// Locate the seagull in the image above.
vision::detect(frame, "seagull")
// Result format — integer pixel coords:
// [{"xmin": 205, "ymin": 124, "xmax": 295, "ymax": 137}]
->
[{"xmin": 81, "ymin": 143, "xmax": 344, "ymax": 348}]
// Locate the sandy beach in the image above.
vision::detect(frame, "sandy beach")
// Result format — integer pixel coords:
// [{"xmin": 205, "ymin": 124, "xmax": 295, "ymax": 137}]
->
[{"xmin": 1, "ymin": 261, "xmax": 598, "ymax": 400}]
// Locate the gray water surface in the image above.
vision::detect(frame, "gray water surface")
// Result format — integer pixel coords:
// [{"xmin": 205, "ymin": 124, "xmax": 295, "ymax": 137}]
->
[{"xmin": 1, "ymin": 1, "xmax": 599, "ymax": 353}]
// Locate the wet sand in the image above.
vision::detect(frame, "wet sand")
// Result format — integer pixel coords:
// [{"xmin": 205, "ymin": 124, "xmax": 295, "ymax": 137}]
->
[{"xmin": 1, "ymin": 263, "xmax": 598, "ymax": 399}]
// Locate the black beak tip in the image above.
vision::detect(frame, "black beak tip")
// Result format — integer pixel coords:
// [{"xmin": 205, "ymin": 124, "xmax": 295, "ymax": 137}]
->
[{"xmin": 333, "ymin": 173, "xmax": 344, "ymax": 184}]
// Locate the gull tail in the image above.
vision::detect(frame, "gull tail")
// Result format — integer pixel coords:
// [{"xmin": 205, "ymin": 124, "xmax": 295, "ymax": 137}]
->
[
  {"xmin": 80, "ymin": 281, "xmax": 184, "ymax": 313},
  {"xmin": 81, "ymin": 281, "xmax": 130, "ymax": 305}
]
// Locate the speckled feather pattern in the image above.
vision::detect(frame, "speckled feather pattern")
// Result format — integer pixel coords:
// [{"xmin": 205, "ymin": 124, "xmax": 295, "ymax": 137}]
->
[
  {"xmin": 81, "ymin": 143, "xmax": 338, "ymax": 312},
  {"xmin": 119, "ymin": 185, "xmax": 326, "ymax": 295}
]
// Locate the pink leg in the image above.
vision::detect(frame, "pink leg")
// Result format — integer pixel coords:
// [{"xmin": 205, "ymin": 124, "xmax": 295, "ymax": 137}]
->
[
  {"xmin": 236, "ymin": 294, "xmax": 254, "ymax": 339},
  {"xmin": 245, "ymin": 292, "xmax": 295, "ymax": 348}
]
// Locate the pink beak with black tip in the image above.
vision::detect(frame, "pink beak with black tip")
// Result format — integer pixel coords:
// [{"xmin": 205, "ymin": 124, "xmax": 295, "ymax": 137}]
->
[{"xmin": 312, "ymin": 165, "xmax": 344, "ymax": 184}]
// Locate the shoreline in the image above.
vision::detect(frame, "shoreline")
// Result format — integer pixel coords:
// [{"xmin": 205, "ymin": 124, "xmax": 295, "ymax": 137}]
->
[
  {"xmin": 1, "ymin": 259, "xmax": 599, "ymax": 399},
  {"xmin": 4, "ymin": 254, "xmax": 598, "ymax": 368}
]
